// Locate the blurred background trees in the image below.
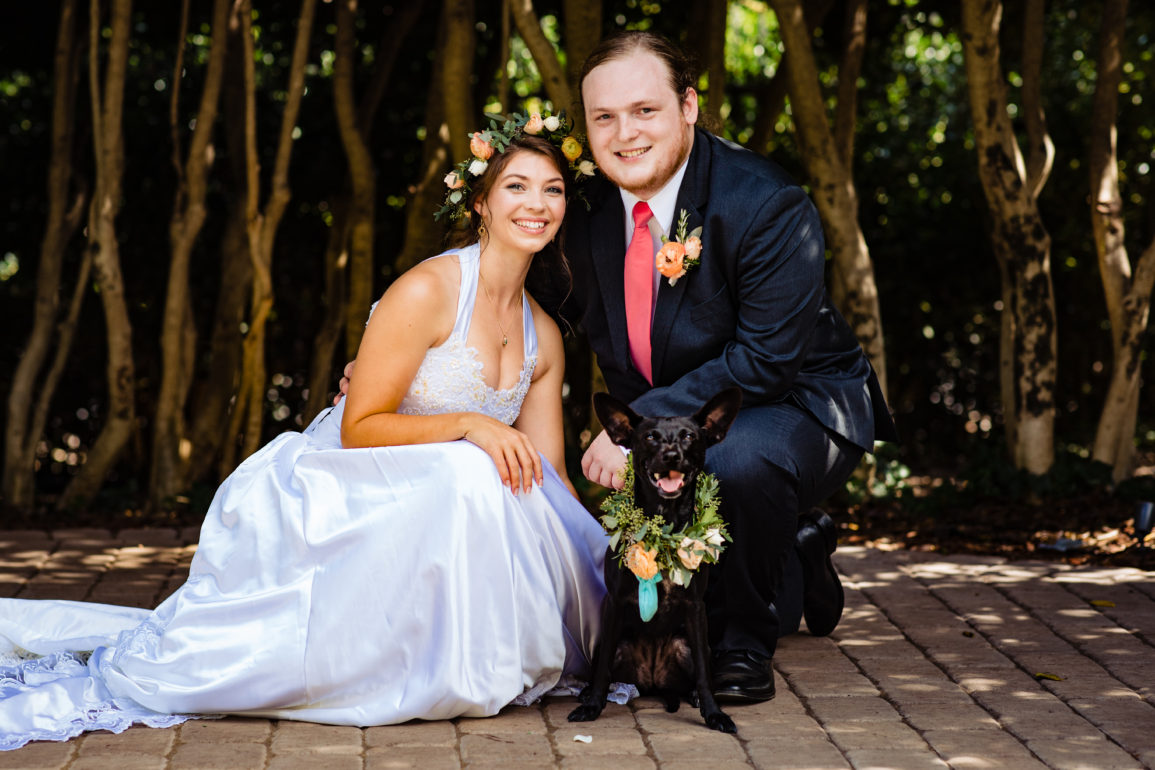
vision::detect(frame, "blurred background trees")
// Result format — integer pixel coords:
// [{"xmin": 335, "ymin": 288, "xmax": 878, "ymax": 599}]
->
[{"xmin": 1, "ymin": 0, "xmax": 1153, "ymax": 524}]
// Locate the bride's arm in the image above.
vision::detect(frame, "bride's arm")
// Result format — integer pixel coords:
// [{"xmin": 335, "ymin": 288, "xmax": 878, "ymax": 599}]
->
[
  {"xmin": 340, "ymin": 261, "xmax": 543, "ymax": 494},
  {"xmin": 514, "ymin": 303, "xmax": 579, "ymax": 499}
]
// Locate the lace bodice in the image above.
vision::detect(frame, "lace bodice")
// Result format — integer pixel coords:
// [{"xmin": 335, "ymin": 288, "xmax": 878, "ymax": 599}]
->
[{"xmin": 394, "ymin": 244, "xmax": 537, "ymax": 426}]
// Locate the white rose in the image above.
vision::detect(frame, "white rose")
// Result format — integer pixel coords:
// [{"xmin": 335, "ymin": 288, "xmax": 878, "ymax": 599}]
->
[
  {"xmin": 468, "ymin": 159, "xmax": 488, "ymax": 176},
  {"xmin": 544, "ymin": 115, "xmax": 561, "ymax": 131},
  {"xmin": 705, "ymin": 528, "xmax": 724, "ymax": 546},
  {"xmin": 578, "ymin": 160, "xmax": 596, "ymax": 177}
]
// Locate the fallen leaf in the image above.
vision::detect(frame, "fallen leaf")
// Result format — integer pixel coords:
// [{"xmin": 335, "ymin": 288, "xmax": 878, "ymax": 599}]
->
[
  {"xmin": 1090, "ymin": 599, "xmax": 1116, "ymax": 608},
  {"xmin": 1034, "ymin": 672, "xmax": 1065, "ymax": 681}
]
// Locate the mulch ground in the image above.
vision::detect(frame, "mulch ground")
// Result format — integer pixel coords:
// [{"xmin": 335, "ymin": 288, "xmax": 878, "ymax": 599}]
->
[{"xmin": 841, "ymin": 473, "xmax": 1155, "ymax": 570}]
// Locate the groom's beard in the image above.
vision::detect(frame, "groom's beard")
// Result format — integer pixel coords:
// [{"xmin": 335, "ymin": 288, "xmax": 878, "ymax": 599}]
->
[{"xmin": 599, "ymin": 126, "xmax": 694, "ymax": 200}]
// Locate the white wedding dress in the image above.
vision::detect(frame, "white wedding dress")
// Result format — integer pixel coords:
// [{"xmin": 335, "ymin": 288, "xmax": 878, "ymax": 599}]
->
[{"xmin": 0, "ymin": 244, "xmax": 609, "ymax": 750}]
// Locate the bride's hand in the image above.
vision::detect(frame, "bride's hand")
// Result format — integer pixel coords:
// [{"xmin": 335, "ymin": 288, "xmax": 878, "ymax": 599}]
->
[
  {"xmin": 333, "ymin": 360, "xmax": 355, "ymax": 406},
  {"xmin": 462, "ymin": 416, "xmax": 543, "ymax": 495}
]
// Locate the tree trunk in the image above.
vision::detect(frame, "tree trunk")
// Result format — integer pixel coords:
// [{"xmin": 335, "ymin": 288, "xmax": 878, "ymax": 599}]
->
[
  {"xmin": 702, "ymin": 0, "xmax": 728, "ymax": 126},
  {"xmin": 184, "ymin": 40, "xmax": 252, "ymax": 485},
  {"xmin": 149, "ymin": 0, "xmax": 232, "ymax": 510},
  {"xmin": 509, "ymin": 0, "xmax": 571, "ymax": 112},
  {"xmin": 302, "ymin": 0, "xmax": 423, "ymax": 422},
  {"xmin": 960, "ymin": 0, "xmax": 1057, "ymax": 475},
  {"xmin": 769, "ymin": 0, "xmax": 888, "ymax": 396},
  {"xmin": 1089, "ymin": 0, "xmax": 1155, "ymax": 482},
  {"xmin": 748, "ymin": 0, "xmax": 832, "ymax": 156},
  {"xmin": 562, "ymin": 0, "xmax": 599, "ymax": 109},
  {"xmin": 3, "ymin": 0, "xmax": 87, "ymax": 510},
  {"xmin": 221, "ymin": 0, "xmax": 317, "ymax": 473},
  {"xmin": 334, "ymin": 0, "xmax": 376, "ymax": 361},
  {"xmin": 393, "ymin": 2, "xmax": 473, "ymax": 274},
  {"xmin": 59, "ymin": 0, "xmax": 136, "ymax": 510}
]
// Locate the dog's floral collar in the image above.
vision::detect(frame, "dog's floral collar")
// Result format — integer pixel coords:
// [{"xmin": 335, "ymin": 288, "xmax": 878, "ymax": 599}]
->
[
  {"xmin": 655, "ymin": 209, "xmax": 702, "ymax": 287},
  {"xmin": 599, "ymin": 455, "xmax": 729, "ymax": 620}
]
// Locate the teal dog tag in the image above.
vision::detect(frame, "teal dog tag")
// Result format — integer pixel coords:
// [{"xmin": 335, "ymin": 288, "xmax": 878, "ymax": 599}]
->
[{"xmin": 637, "ymin": 573, "xmax": 662, "ymax": 622}]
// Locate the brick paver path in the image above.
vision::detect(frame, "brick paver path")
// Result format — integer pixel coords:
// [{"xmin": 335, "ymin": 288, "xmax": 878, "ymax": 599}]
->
[{"xmin": 2, "ymin": 529, "xmax": 1153, "ymax": 769}]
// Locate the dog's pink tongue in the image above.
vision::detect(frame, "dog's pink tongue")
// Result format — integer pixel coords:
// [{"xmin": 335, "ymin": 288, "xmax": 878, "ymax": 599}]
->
[{"xmin": 657, "ymin": 471, "xmax": 685, "ymax": 494}]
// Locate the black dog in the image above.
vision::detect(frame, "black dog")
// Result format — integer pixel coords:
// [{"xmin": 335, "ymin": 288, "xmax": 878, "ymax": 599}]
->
[{"xmin": 568, "ymin": 387, "xmax": 742, "ymax": 733}]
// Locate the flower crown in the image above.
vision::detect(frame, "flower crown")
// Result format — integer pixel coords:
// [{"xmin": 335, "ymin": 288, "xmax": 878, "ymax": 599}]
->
[{"xmin": 435, "ymin": 110, "xmax": 596, "ymax": 223}]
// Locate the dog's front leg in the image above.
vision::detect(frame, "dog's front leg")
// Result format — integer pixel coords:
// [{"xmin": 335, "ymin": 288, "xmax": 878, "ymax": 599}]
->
[
  {"xmin": 568, "ymin": 587, "xmax": 624, "ymax": 723},
  {"xmin": 687, "ymin": 597, "xmax": 736, "ymax": 733}
]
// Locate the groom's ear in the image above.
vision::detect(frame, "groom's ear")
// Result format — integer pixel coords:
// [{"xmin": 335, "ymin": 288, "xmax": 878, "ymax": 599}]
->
[{"xmin": 680, "ymin": 87, "xmax": 699, "ymax": 126}]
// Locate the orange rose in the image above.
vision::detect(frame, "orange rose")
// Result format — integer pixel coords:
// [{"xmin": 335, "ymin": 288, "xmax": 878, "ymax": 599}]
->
[
  {"xmin": 624, "ymin": 543, "xmax": 659, "ymax": 580},
  {"xmin": 470, "ymin": 132, "xmax": 494, "ymax": 160},
  {"xmin": 560, "ymin": 136, "xmax": 583, "ymax": 162},
  {"xmin": 656, "ymin": 242, "xmax": 686, "ymax": 279},
  {"xmin": 684, "ymin": 235, "xmax": 702, "ymax": 261},
  {"xmin": 524, "ymin": 112, "xmax": 544, "ymax": 135}
]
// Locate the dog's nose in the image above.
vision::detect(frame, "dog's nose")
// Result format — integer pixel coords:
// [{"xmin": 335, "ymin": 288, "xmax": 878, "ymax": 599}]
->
[{"xmin": 662, "ymin": 448, "xmax": 680, "ymax": 464}]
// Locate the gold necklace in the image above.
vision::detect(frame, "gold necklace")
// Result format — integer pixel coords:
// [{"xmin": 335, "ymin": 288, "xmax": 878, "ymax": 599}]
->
[{"xmin": 478, "ymin": 270, "xmax": 515, "ymax": 346}]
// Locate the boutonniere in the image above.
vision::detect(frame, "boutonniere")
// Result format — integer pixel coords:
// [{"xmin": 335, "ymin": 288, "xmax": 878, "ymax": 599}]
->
[
  {"xmin": 655, "ymin": 209, "xmax": 703, "ymax": 287},
  {"xmin": 599, "ymin": 456, "xmax": 729, "ymax": 621}
]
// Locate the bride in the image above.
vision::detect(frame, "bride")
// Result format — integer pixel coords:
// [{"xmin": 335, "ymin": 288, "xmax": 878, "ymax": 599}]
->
[{"xmin": 0, "ymin": 115, "xmax": 608, "ymax": 750}]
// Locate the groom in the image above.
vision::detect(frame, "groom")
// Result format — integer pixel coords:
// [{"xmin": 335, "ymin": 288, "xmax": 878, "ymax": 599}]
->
[{"xmin": 565, "ymin": 31, "xmax": 896, "ymax": 702}]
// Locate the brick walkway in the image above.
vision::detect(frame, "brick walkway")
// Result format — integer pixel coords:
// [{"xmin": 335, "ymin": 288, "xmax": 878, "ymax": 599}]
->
[{"xmin": 2, "ymin": 528, "xmax": 1154, "ymax": 769}]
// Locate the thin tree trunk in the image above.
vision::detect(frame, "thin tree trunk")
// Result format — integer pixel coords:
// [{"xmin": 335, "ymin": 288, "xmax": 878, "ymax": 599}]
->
[
  {"xmin": 185, "ymin": 37, "xmax": 252, "ymax": 484},
  {"xmin": 1089, "ymin": 0, "xmax": 1155, "ymax": 482},
  {"xmin": 150, "ymin": 0, "xmax": 232, "ymax": 509},
  {"xmin": 561, "ymin": 0, "xmax": 599, "ymax": 111},
  {"xmin": 394, "ymin": 2, "xmax": 472, "ymax": 273},
  {"xmin": 221, "ymin": 0, "xmax": 317, "ymax": 472},
  {"xmin": 3, "ymin": 0, "xmax": 87, "ymax": 510},
  {"xmin": 509, "ymin": 0, "xmax": 571, "ymax": 112},
  {"xmin": 302, "ymin": 0, "xmax": 425, "ymax": 423},
  {"xmin": 748, "ymin": 0, "xmax": 833, "ymax": 155},
  {"xmin": 960, "ymin": 0, "xmax": 1057, "ymax": 475},
  {"xmin": 769, "ymin": 0, "xmax": 888, "ymax": 396},
  {"xmin": 334, "ymin": 0, "xmax": 376, "ymax": 361},
  {"xmin": 61, "ymin": 0, "xmax": 136, "ymax": 509},
  {"xmin": 702, "ymin": 0, "xmax": 728, "ymax": 126}
]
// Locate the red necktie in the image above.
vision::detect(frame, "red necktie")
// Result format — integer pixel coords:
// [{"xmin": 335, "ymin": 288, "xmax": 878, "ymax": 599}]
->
[{"xmin": 624, "ymin": 201, "xmax": 655, "ymax": 384}]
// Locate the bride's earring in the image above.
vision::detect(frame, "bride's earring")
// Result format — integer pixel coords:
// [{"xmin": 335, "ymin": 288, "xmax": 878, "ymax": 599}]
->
[{"xmin": 478, "ymin": 220, "xmax": 488, "ymax": 242}]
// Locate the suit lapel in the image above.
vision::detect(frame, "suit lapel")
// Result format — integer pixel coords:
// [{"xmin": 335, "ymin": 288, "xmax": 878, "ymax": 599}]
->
[
  {"xmin": 587, "ymin": 187, "xmax": 630, "ymax": 368},
  {"xmin": 651, "ymin": 131, "xmax": 712, "ymax": 384}
]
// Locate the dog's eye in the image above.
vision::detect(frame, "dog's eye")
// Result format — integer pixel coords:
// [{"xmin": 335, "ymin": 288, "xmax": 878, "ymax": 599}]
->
[
  {"xmin": 679, "ymin": 430, "xmax": 695, "ymax": 445},
  {"xmin": 644, "ymin": 431, "xmax": 661, "ymax": 444}
]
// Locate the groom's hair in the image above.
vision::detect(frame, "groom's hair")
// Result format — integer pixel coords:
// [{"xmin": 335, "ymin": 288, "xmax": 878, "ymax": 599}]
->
[{"xmin": 578, "ymin": 31, "xmax": 699, "ymax": 105}]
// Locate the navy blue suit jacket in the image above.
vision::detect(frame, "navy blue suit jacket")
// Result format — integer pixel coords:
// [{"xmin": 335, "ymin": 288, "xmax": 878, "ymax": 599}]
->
[{"xmin": 563, "ymin": 129, "xmax": 896, "ymax": 451}]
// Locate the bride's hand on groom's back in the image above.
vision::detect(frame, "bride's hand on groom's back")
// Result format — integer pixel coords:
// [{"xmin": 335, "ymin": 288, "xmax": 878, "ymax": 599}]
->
[{"xmin": 462, "ymin": 415, "xmax": 543, "ymax": 496}]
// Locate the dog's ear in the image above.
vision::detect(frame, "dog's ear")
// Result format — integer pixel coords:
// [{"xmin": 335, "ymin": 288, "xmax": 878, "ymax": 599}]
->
[
  {"xmin": 593, "ymin": 392, "xmax": 641, "ymax": 447},
  {"xmin": 694, "ymin": 387, "xmax": 742, "ymax": 446}
]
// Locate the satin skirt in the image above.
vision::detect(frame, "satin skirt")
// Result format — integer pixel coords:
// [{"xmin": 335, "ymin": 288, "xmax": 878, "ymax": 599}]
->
[{"xmin": 0, "ymin": 406, "xmax": 608, "ymax": 750}]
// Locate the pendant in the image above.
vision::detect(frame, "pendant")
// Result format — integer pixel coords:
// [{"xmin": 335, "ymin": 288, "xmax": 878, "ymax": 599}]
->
[
  {"xmin": 502, "ymin": 335, "xmax": 508, "ymax": 346},
  {"xmin": 637, "ymin": 573, "xmax": 661, "ymax": 622}
]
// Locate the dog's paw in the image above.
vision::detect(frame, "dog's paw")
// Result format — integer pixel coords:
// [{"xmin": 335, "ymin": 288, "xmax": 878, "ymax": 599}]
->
[
  {"xmin": 705, "ymin": 711, "xmax": 737, "ymax": 734},
  {"xmin": 567, "ymin": 704, "xmax": 603, "ymax": 723}
]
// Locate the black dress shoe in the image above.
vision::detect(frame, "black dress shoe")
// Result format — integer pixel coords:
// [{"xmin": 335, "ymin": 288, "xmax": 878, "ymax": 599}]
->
[
  {"xmin": 796, "ymin": 509, "xmax": 844, "ymax": 637},
  {"xmin": 711, "ymin": 649, "xmax": 776, "ymax": 703}
]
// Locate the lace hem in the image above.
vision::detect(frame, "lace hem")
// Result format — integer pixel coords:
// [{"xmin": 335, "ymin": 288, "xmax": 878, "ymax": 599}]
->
[{"xmin": 0, "ymin": 650, "xmax": 195, "ymax": 752}]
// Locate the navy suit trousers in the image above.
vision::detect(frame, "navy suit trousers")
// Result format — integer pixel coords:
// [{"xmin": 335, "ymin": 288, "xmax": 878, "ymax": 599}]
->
[{"xmin": 703, "ymin": 399, "xmax": 864, "ymax": 658}]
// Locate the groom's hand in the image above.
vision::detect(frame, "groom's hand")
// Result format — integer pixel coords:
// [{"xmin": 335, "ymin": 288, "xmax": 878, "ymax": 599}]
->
[
  {"xmin": 333, "ymin": 360, "xmax": 355, "ymax": 405},
  {"xmin": 581, "ymin": 430, "xmax": 627, "ymax": 490}
]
